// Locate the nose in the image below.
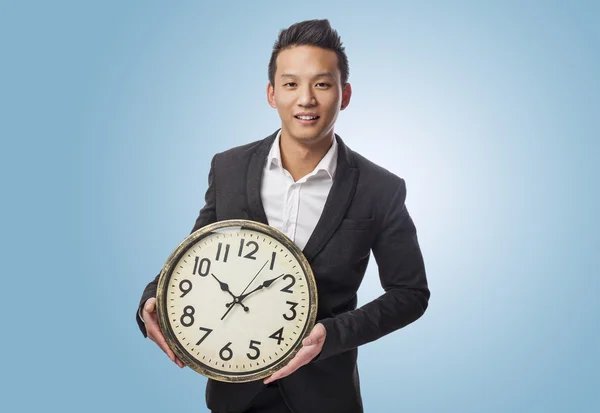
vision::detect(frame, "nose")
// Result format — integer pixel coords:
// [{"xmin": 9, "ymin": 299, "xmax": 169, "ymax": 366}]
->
[{"xmin": 297, "ymin": 85, "xmax": 316, "ymax": 107}]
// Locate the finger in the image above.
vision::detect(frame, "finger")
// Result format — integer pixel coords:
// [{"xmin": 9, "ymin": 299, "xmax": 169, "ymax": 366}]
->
[
  {"xmin": 302, "ymin": 325, "xmax": 325, "ymax": 347},
  {"xmin": 143, "ymin": 310, "xmax": 159, "ymax": 326},
  {"xmin": 264, "ymin": 358, "xmax": 299, "ymax": 384},
  {"xmin": 147, "ymin": 324, "xmax": 177, "ymax": 363},
  {"xmin": 144, "ymin": 298, "xmax": 156, "ymax": 314},
  {"xmin": 156, "ymin": 334, "xmax": 177, "ymax": 362},
  {"xmin": 264, "ymin": 347, "xmax": 313, "ymax": 384},
  {"xmin": 142, "ymin": 300, "xmax": 158, "ymax": 325},
  {"xmin": 147, "ymin": 330, "xmax": 172, "ymax": 358},
  {"xmin": 302, "ymin": 336, "xmax": 314, "ymax": 346},
  {"xmin": 145, "ymin": 315, "xmax": 161, "ymax": 335},
  {"xmin": 146, "ymin": 320, "xmax": 183, "ymax": 368}
]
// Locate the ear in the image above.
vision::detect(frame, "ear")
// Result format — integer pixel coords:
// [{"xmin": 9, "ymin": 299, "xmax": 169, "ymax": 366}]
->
[
  {"xmin": 267, "ymin": 83, "xmax": 277, "ymax": 108},
  {"xmin": 340, "ymin": 83, "xmax": 352, "ymax": 110}
]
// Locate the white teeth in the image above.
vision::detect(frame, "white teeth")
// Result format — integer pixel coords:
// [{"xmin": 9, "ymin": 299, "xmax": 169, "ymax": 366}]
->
[{"xmin": 297, "ymin": 115, "xmax": 318, "ymax": 120}]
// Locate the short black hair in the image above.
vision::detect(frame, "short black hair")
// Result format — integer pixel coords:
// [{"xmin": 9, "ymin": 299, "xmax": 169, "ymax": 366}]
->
[{"xmin": 268, "ymin": 19, "xmax": 349, "ymax": 87}]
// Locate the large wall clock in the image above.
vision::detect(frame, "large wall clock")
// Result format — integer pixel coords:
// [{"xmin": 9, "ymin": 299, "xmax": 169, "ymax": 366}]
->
[{"xmin": 156, "ymin": 219, "xmax": 318, "ymax": 383}]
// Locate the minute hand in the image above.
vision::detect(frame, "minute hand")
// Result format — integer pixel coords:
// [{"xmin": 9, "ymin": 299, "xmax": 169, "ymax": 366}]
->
[{"xmin": 237, "ymin": 273, "xmax": 286, "ymax": 302}]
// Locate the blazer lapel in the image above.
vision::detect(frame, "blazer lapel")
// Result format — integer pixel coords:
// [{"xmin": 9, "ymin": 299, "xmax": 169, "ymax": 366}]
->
[
  {"xmin": 246, "ymin": 130, "xmax": 278, "ymax": 225},
  {"xmin": 246, "ymin": 131, "xmax": 358, "ymax": 262},
  {"xmin": 302, "ymin": 135, "xmax": 358, "ymax": 262}
]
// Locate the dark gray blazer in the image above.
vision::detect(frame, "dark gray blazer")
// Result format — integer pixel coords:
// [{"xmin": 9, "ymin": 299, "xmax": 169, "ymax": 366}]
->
[{"xmin": 136, "ymin": 130, "xmax": 430, "ymax": 413}]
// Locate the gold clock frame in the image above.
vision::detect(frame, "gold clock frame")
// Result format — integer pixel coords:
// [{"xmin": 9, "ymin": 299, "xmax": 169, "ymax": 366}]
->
[{"xmin": 156, "ymin": 219, "xmax": 318, "ymax": 383}]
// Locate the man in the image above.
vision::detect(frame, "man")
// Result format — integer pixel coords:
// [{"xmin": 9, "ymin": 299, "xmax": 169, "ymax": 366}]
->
[{"xmin": 136, "ymin": 19, "xmax": 430, "ymax": 413}]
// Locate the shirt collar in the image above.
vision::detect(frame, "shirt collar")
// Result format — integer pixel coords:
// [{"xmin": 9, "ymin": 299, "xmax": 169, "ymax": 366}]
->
[{"xmin": 267, "ymin": 130, "xmax": 338, "ymax": 180}]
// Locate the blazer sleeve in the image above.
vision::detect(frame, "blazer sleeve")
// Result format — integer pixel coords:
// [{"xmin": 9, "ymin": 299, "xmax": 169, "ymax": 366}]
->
[
  {"xmin": 135, "ymin": 155, "xmax": 219, "ymax": 337},
  {"xmin": 317, "ymin": 179, "xmax": 430, "ymax": 360}
]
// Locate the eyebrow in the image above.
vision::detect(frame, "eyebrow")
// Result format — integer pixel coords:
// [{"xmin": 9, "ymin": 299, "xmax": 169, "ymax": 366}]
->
[{"xmin": 280, "ymin": 72, "xmax": 336, "ymax": 80}]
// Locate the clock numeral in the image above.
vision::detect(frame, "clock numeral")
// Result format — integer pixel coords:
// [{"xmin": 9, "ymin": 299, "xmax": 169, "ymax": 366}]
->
[
  {"xmin": 216, "ymin": 243, "xmax": 230, "ymax": 262},
  {"xmin": 283, "ymin": 301, "xmax": 298, "ymax": 321},
  {"xmin": 193, "ymin": 257, "xmax": 211, "ymax": 277},
  {"xmin": 280, "ymin": 274, "xmax": 295, "ymax": 294},
  {"xmin": 238, "ymin": 238, "xmax": 259, "ymax": 260},
  {"xmin": 270, "ymin": 251, "xmax": 276, "ymax": 270},
  {"xmin": 219, "ymin": 342, "xmax": 233, "ymax": 361},
  {"xmin": 180, "ymin": 305, "xmax": 195, "ymax": 327},
  {"xmin": 196, "ymin": 327, "xmax": 213, "ymax": 345},
  {"xmin": 246, "ymin": 340, "xmax": 261, "ymax": 360},
  {"xmin": 269, "ymin": 327, "xmax": 284, "ymax": 345},
  {"xmin": 179, "ymin": 279, "xmax": 192, "ymax": 298}
]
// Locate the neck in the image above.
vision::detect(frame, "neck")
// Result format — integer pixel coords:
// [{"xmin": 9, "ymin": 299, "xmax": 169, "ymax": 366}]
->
[{"xmin": 279, "ymin": 131, "xmax": 334, "ymax": 182}]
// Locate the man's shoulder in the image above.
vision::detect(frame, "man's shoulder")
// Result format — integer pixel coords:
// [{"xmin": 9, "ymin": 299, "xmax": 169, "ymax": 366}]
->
[
  {"xmin": 348, "ymin": 147, "xmax": 409, "ymax": 209},
  {"xmin": 350, "ymin": 148, "xmax": 405, "ymax": 189}
]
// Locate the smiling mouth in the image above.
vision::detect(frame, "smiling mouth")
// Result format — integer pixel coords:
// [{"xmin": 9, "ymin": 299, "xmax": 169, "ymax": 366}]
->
[{"xmin": 295, "ymin": 115, "xmax": 320, "ymax": 121}]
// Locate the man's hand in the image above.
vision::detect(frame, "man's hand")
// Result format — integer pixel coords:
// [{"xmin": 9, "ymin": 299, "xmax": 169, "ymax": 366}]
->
[
  {"xmin": 263, "ymin": 323, "xmax": 326, "ymax": 384},
  {"xmin": 142, "ymin": 298, "xmax": 185, "ymax": 368}
]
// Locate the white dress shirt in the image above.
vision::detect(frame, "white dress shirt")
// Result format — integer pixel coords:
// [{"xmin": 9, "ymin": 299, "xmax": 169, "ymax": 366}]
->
[{"xmin": 261, "ymin": 130, "xmax": 338, "ymax": 250}]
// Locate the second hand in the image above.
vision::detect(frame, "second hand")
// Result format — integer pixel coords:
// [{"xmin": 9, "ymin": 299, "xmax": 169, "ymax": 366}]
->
[{"xmin": 220, "ymin": 260, "xmax": 269, "ymax": 321}]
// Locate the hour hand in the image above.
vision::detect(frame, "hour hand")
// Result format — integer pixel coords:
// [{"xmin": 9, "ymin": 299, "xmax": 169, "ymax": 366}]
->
[
  {"xmin": 211, "ymin": 273, "xmax": 236, "ymax": 299},
  {"xmin": 212, "ymin": 273, "xmax": 249, "ymax": 311}
]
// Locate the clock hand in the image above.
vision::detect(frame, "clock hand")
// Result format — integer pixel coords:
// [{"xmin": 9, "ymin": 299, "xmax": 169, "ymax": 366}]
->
[
  {"xmin": 260, "ymin": 273, "xmax": 286, "ymax": 288},
  {"xmin": 226, "ymin": 284, "xmax": 264, "ymax": 307},
  {"xmin": 231, "ymin": 273, "xmax": 286, "ymax": 304},
  {"xmin": 220, "ymin": 260, "xmax": 269, "ymax": 321},
  {"xmin": 240, "ymin": 260, "xmax": 269, "ymax": 296},
  {"xmin": 211, "ymin": 273, "xmax": 236, "ymax": 300},
  {"xmin": 226, "ymin": 284, "xmax": 262, "ymax": 307},
  {"xmin": 212, "ymin": 273, "xmax": 248, "ymax": 311},
  {"xmin": 220, "ymin": 298, "xmax": 240, "ymax": 320}
]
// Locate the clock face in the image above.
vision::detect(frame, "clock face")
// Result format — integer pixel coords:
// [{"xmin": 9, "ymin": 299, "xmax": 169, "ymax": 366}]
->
[{"xmin": 156, "ymin": 220, "xmax": 317, "ymax": 382}]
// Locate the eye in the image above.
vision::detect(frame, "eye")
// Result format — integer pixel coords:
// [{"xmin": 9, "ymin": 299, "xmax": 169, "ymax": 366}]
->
[
  {"xmin": 283, "ymin": 82, "xmax": 297, "ymax": 87},
  {"xmin": 316, "ymin": 83, "xmax": 330, "ymax": 88}
]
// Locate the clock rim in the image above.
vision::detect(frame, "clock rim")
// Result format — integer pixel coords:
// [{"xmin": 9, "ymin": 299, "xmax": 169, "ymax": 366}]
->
[{"xmin": 156, "ymin": 219, "xmax": 318, "ymax": 383}]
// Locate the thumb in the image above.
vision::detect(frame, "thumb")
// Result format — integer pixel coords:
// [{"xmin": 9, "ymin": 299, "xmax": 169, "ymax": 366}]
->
[
  {"xmin": 144, "ymin": 298, "xmax": 156, "ymax": 313},
  {"xmin": 303, "ymin": 324, "xmax": 324, "ymax": 346}
]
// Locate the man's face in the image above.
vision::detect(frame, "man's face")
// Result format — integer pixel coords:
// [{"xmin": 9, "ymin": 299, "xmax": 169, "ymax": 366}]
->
[{"xmin": 267, "ymin": 45, "xmax": 351, "ymax": 146}]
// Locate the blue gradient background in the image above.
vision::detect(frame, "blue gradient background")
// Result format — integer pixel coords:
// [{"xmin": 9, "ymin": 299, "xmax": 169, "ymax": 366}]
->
[{"xmin": 2, "ymin": 1, "xmax": 598, "ymax": 412}]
